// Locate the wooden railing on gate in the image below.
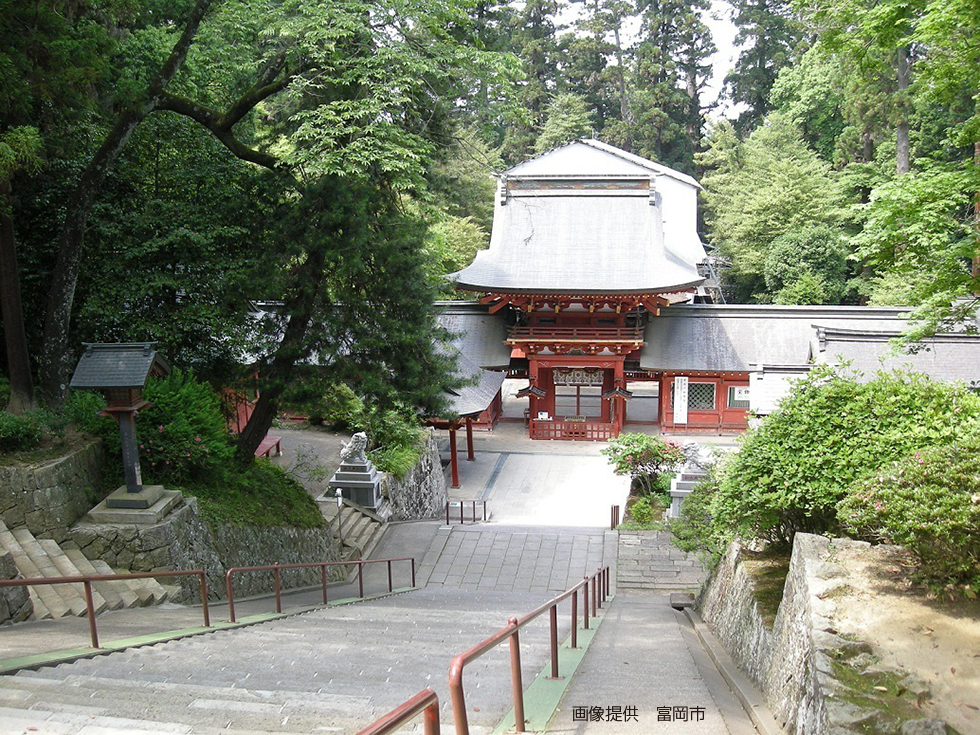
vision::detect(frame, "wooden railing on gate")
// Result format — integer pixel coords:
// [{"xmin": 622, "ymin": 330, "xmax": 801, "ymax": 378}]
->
[{"xmin": 529, "ymin": 419, "xmax": 615, "ymax": 441}]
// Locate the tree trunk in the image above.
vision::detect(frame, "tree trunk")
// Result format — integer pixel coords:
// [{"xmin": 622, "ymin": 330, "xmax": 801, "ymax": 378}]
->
[
  {"xmin": 234, "ymin": 247, "xmax": 328, "ymax": 463},
  {"xmin": 895, "ymin": 45, "xmax": 911, "ymax": 176},
  {"xmin": 36, "ymin": 0, "xmax": 214, "ymax": 408},
  {"xmin": 973, "ymin": 141, "xmax": 980, "ymax": 287},
  {"xmin": 613, "ymin": 26, "xmax": 630, "ymax": 150},
  {"xmin": 0, "ymin": 178, "xmax": 35, "ymax": 414}
]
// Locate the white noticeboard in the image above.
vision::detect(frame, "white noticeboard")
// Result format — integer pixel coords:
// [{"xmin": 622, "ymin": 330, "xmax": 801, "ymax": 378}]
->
[
  {"xmin": 674, "ymin": 377, "xmax": 689, "ymax": 425},
  {"xmin": 733, "ymin": 386, "xmax": 750, "ymax": 402}
]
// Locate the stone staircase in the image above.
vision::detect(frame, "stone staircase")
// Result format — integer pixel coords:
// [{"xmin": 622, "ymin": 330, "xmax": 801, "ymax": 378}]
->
[
  {"xmin": 317, "ymin": 499, "xmax": 386, "ymax": 560},
  {"xmin": 0, "ymin": 587, "xmax": 556, "ymax": 734},
  {"xmin": 0, "ymin": 520, "xmax": 171, "ymax": 621},
  {"xmin": 616, "ymin": 529, "xmax": 709, "ymax": 592}
]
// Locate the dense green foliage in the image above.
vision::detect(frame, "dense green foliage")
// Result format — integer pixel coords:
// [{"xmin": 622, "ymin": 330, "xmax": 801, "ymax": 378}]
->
[
  {"xmin": 838, "ymin": 443, "xmax": 980, "ymax": 595},
  {"xmin": 764, "ymin": 225, "xmax": 850, "ymax": 304},
  {"xmin": 602, "ymin": 433, "xmax": 686, "ymax": 494},
  {"xmin": 0, "ymin": 411, "xmax": 46, "ymax": 452},
  {"xmin": 714, "ymin": 367, "xmax": 980, "ymax": 544}
]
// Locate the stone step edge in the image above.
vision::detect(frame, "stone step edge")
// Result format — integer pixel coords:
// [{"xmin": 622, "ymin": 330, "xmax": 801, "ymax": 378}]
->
[{"xmin": 0, "ymin": 586, "xmax": 420, "ymax": 676}]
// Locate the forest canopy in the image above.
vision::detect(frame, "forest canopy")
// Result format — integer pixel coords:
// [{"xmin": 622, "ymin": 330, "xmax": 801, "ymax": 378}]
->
[{"xmin": 1, "ymin": 0, "xmax": 977, "ymax": 446}]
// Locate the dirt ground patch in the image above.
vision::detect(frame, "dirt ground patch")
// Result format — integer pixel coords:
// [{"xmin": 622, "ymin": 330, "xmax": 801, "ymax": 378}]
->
[
  {"xmin": 824, "ymin": 542, "xmax": 980, "ymax": 733},
  {"xmin": 269, "ymin": 424, "xmax": 351, "ymax": 499}
]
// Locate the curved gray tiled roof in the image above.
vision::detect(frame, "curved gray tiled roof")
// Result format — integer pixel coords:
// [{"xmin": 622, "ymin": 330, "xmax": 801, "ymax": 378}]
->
[
  {"xmin": 639, "ymin": 305, "xmax": 914, "ymax": 373},
  {"xmin": 453, "ymin": 140, "xmax": 705, "ymax": 295}
]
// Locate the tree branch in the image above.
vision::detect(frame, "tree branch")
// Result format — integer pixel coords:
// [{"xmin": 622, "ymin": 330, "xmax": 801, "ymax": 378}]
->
[{"xmin": 156, "ymin": 92, "xmax": 291, "ymax": 176}]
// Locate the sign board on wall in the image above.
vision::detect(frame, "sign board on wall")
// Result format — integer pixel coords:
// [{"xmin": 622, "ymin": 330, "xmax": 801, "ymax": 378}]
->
[
  {"xmin": 674, "ymin": 377, "xmax": 689, "ymax": 424},
  {"xmin": 733, "ymin": 386, "xmax": 750, "ymax": 402}
]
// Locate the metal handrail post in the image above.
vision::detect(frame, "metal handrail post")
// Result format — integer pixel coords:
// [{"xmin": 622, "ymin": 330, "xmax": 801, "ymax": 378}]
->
[
  {"xmin": 508, "ymin": 618, "xmax": 526, "ymax": 733},
  {"xmin": 570, "ymin": 589, "xmax": 578, "ymax": 649},
  {"xmin": 482, "ymin": 501, "xmax": 487, "ymax": 521},
  {"xmin": 446, "ymin": 502, "xmax": 450, "ymax": 525},
  {"xmin": 460, "ymin": 502, "xmax": 464, "ymax": 524},
  {"xmin": 83, "ymin": 580, "xmax": 99, "ymax": 648},
  {"xmin": 358, "ymin": 561, "xmax": 364, "ymax": 598},
  {"xmin": 199, "ymin": 573, "xmax": 210, "ymax": 627},
  {"xmin": 411, "ymin": 559, "xmax": 417, "ymax": 588},
  {"xmin": 591, "ymin": 573, "xmax": 597, "ymax": 617},
  {"xmin": 226, "ymin": 570, "xmax": 237, "ymax": 623},
  {"xmin": 274, "ymin": 564, "xmax": 282, "ymax": 613},
  {"xmin": 596, "ymin": 568, "xmax": 602, "ymax": 610},
  {"xmin": 583, "ymin": 580, "xmax": 589, "ymax": 628},
  {"xmin": 548, "ymin": 605, "xmax": 559, "ymax": 679},
  {"xmin": 387, "ymin": 560, "xmax": 393, "ymax": 592},
  {"xmin": 322, "ymin": 564, "xmax": 328, "ymax": 605}
]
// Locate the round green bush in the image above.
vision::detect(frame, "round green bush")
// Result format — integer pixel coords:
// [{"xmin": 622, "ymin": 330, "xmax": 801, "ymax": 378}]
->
[
  {"xmin": 838, "ymin": 443, "xmax": 980, "ymax": 594},
  {"xmin": 138, "ymin": 370, "xmax": 235, "ymax": 483},
  {"xmin": 714, "ymin": 367, "xmax": 980, "ymax": 544}
]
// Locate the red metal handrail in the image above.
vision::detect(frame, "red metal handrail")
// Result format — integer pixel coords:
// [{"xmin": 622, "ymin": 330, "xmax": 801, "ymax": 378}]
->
[
  {"xmin": 448, "ymin": 565, "xmax": 610, "ymax": 735},
  {"xmin": 224, "ymin": 557, "xmax": 417, "ymax": 623},
  {"xmin": 357, "ymin": 688, "xmax": 441, "ymax": 735},
  {"xmin": 0, "ymin": 569, "xmax": 210, "ymax": 649},
  {"xmin": 445, "ymin": 500, "xmax": 487, "ymax": 525}
]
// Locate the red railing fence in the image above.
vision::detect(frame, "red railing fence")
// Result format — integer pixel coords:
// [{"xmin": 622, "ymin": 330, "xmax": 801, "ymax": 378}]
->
[
  {"xmin": 445, "ymin": 500, "xmax": 487, "ymax": 525},
  {"xmin": 0, "ymin": 569, "xmax": 210, "ymax": 649},
  {"xmin": 356, "ymin": 688, "xmax": 441, "ymax": 735},
  {"xmin": 224, "ymin": 557, "xmax": 416, "ymax": 623},
  {"xmin": 447, "ymin": 565, "xmax": 610, "ymax": 735}
]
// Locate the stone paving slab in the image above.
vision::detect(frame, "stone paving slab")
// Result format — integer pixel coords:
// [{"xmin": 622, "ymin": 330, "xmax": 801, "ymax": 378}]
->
[{"xmin": 547, "ymin": 593, "xmax": 757, "ymax": 735}]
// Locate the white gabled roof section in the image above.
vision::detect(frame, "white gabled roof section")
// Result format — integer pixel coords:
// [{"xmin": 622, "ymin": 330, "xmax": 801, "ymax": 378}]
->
[
  {"xmin": 502, "ymin": 139, "xmax": 701, "ymax": 189},
  {"xmin": 453, "ymin": 139, "xmax": 707, "ymax": 295}
]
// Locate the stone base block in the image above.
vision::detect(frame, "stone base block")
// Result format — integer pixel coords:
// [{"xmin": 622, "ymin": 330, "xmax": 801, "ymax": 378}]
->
[
  {"xmin": 105, "ymin": 484, "xmax": 166, "ymax": 510},
  {"xmin": 86, "ymin": 489, "xmax": 182, "ymax": 525}
]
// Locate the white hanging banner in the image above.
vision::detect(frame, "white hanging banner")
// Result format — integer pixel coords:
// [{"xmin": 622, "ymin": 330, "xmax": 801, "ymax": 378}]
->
[{"xmin": 674, "ymin": 377, "xmax": 689, "ymax": 425}]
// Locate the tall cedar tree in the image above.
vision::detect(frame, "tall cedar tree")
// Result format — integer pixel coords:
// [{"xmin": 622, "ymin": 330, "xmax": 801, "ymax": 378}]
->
[{"xmin": 724, "ymin": 0, "xmax": 805, "ymax": 135}]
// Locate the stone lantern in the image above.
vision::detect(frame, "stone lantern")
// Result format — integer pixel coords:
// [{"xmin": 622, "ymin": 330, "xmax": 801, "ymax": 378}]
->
[{"xmin": 70, "ymin": 343, "xmax": 171, "ymax": 510}]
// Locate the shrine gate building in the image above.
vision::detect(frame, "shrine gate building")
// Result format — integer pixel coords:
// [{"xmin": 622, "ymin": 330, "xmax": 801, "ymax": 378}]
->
[{"xmin": 443, "ymin": 139, "xmax": 980, "ymax": 440}]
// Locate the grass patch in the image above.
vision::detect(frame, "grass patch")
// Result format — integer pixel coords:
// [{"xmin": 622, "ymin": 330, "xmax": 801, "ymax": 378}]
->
[
  {"xmin": 740, "ymin": 547, "xmax": 791, "ymax": 627},
  {"xmin": 172, "ymin": 460, "xmax": 325, "ymax": 529}
]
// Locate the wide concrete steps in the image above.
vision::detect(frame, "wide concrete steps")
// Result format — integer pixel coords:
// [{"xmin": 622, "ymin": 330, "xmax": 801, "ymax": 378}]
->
[
  {"xmin": 0, "ymin": 520, "xmax": 170, "ymax": 621},
  {"xmin": 0, "ymin": 588, "xmax": 557, "ymax": 734},
  {"xmin": 616, "ymin": 529, "xmax": 708, "ymax": 592}
]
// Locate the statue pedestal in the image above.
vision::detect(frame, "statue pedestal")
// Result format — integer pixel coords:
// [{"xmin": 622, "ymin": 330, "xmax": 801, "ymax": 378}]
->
[
  {"xmin": 329, "ymin": 460, "xmax": 382, "ymax": 509},
  {"xmin": 86, "ymin": 486, "xmax": 183, "ymax": 525}
]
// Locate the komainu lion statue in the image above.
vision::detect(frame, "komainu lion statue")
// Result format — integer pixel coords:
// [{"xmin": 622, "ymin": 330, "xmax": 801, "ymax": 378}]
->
[{"xmin": 340, "ymin": 432, "xmax": 368, "ymax": 464}]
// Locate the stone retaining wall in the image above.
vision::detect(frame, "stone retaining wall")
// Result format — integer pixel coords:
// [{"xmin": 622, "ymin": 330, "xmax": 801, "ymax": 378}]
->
[
  {"xmin": 71, "ymin": 497, "xmax": 342, "ymax": 602},
  {"xmin": 0, "ymin": 439, "xmax": 103, "ymax": 543},
  {"xmin": 698, "ymin": 535, "xmax": 943, "ymax": 734},
  {"xmin": 381, "ymin": 430, "xmax": 447, "ymax": 521},
  {"xmin": 0, "ymin": 550, "xmax": 31, "ymax": 624}
]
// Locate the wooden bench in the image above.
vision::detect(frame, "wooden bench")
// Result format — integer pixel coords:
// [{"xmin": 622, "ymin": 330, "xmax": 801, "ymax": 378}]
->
[{"xmin": 255, "ymin": 435, "xmax": 283, "ymax": 458}]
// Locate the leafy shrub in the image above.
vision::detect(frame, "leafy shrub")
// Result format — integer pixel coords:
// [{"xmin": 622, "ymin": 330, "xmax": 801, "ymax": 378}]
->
[
  {"xmin": 670, "ymin": 476, "xmax": 731, "ymax": 569},
  {"xmin": 602, "ymin": 433, "xmax": 686, "ymax": 494},
  {"xmin": 838, "ymin": 442, "xmax": 980, "ymax": 596},
  {"xmin": 714, "ymin": 366, "xmax": 980, "ymax": 544},
  {"xmin": 627, "ymin": 495, "xmax": 660, "ymax": 525},
  {"xmin": 370, "ymin": 444, "xmax": 421, "ymax": 480},
  {"xmin": 0, "ymin": 411, "xmax": 46, "ymax": 451},
  {"xmin": 313, "ymin": 382, "xmax": 366, "ymax": 430},
  {"xmin": 138, "ymin": 370, "xmax": 235, "ymax": 483}
]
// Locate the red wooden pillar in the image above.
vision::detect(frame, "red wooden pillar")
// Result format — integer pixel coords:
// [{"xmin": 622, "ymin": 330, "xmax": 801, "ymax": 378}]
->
[
  {"xmin": 449, "ymin": 423, "xmax": 460, "ymax": 488},
  {"xmin": 465, "ymin": 417, "xmax": 475, "ymax": 461}
]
